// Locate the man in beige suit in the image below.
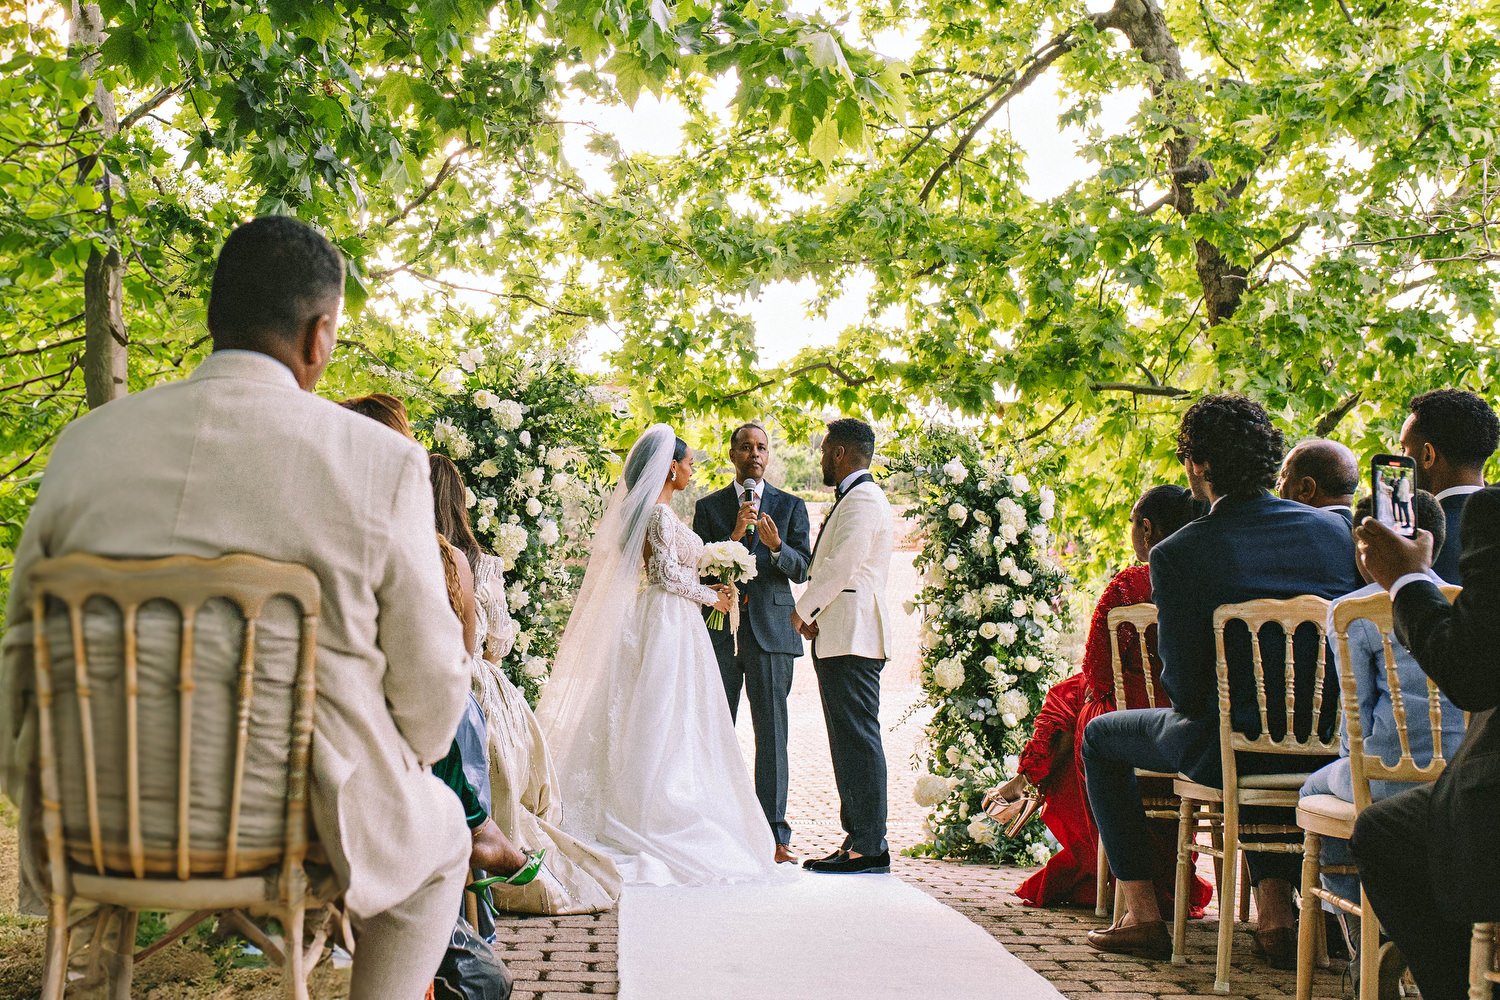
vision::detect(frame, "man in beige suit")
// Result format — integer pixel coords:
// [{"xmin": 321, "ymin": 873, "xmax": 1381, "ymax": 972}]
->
[
  {"xmin": 792, "ymin": 417, "xmax": 895, "ymax": 875},
  {"xmin": 1, "ymin": 217, "xmax": 471, "ymax": 997}
]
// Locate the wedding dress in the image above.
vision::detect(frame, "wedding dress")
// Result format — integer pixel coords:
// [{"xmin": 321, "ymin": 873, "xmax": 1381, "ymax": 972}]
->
[{"xmin": 537, "ymin": 426, "xmax": 786, "ymax": 886}]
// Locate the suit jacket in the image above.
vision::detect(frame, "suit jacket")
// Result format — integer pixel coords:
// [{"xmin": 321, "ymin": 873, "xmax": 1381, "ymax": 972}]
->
[
  {"xmin": 795, "ymin": 478, "xmax": 894, "ymax": 661},
  {"xmin": 0, "ymin": 351, "xmax": 470, "ymax": 918},
  {"xmin": 1392, "ymin": 485, "xmax": 1500, "ymax": 920},
  {"xmin": 1150, "ymin": 492, "xmax": 1362, "ymax": 773},
  {"xmin": 692, "ymin": 482, "xmax": 811, "ymax": 656},
  {"xmin": 1432, "ymin": 490, "xmax": 1473, "ymax": 585}
]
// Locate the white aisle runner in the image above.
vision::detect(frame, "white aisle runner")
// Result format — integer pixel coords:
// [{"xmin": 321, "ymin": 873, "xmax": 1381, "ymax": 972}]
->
[{"xmin": 618, "ymin": 871, "xmax": 1065, "ymax": 1000}]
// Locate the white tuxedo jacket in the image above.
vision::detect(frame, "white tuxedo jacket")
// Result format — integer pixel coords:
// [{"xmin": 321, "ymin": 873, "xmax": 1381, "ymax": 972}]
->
[
  {"xmin": 795, "ymin": 479, "xmax": 894, "ymax": 661},
  {"xmin": 0, "ymin": 350, "xmax": 469, "ymax": 918}
]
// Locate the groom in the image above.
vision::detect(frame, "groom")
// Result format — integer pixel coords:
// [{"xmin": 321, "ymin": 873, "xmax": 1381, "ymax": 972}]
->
[
  {"xmin": 792, "ymin": 417, "xmax": 895, "ymax": 874},
  {"xmin": 694, "ymin": 422, "xmax": 812, "ymax": 865}
]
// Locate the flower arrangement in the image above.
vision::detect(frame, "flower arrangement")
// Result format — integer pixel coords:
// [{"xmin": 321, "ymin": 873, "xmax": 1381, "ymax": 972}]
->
[
  {"xmin": 421, "ymin": 347, "xmax": 616, "ymax": 704},
  {"xmin": 894, "ymin": 430, "xmax": 1073, "ymax": 865},
  {"xmin": 698, "ymin": 541, "xmax": 758, "ymax": 630}
]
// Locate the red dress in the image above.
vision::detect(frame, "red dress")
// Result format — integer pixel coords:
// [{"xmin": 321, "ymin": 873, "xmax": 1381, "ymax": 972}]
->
[{"xmin": 1013, "ymin": 565, "xmax": 1214, "ymax": 915}]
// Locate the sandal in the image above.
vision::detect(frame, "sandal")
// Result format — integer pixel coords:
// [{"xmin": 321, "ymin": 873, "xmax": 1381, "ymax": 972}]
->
[
  {"xmin": 1002, "ymin": 795, "xmax": 1043, "ymax": 839},
  {"xmin": 467, "ymin": 848, "xmax": 547, "ymax": 892}
]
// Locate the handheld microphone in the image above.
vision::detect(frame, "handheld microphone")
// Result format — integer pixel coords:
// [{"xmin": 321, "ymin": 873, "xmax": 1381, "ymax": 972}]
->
[{"xmin": 742, "ymin": 478, "xmax": 759, "ymax": 536}]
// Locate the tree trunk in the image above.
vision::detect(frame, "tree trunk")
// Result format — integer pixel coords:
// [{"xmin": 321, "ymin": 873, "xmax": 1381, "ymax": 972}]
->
[{"xmin": 71, "ymin": 0, "xmax": 128, "ymax": 407}]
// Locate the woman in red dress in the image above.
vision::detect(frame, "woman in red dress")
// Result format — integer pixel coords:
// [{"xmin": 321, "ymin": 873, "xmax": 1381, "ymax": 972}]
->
[{"xmin": 983, "ymin": 485, "xmax": 1213, "ymax": 913}]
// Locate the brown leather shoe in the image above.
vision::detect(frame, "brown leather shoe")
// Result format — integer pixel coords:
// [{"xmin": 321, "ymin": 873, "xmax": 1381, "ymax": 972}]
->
[
  {"xmin": 774, "ymin": 844, "xmax": 799, "ymax": 865},
  {"xmin": 1252, "ymin": 926, "xmax": 1297, "ymax": 970},
  {"xmin": 1086, "ymin": 920, "xmax": 1172, "ymax": 961}
]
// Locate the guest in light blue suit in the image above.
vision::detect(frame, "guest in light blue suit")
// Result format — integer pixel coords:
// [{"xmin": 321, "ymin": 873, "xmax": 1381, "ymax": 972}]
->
[{"xmin": 1301, "ymin": 490, "xmax": 1467, "ymax": 910}]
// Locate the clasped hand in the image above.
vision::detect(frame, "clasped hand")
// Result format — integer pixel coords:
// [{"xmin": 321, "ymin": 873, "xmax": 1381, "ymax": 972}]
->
[
  {"xmin": 711, "ymin": 583, "xmax": 734, "ymax": 614},
  {"xmin": 791, "ymin": 610, "xmax": 819, "ymax": 639}
]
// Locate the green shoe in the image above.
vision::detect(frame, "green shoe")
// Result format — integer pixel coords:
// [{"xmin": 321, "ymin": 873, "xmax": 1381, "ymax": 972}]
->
[{"xmin": 467, "ymin": 849, "xmax": 547, "ymax": 892}]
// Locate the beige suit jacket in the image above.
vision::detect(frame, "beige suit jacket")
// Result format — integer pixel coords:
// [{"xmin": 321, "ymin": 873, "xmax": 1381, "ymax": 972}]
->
[
  {"xmin": 795, "ymin": 481, "xmax": 894, "ymax": 661},
  {"xmin": 0, "ymin": 350, "xmax": 470, "ymax": 918}
]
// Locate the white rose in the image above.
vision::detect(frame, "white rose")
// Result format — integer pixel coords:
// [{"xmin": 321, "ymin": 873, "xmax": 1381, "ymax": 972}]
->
[
  {"xmin": 525, "ymin": 497, "xmax": 544, "ymax": 517},
  {"xmin": 1010, "ymin": 473, "xmax": 1030, "ymax": 494},
  {"xmin": 942, "ymin": 554, "xmax": 960, "ymax": 572},
  {"xmin": 1039, "ymin": 486, "xmax": 1056, "ymax": 521},
  {"xmin": 1030, "ymin": 842, "xmax": 1051, "ymax": 864},
  {"xmin": 998, "ymin": 556, "xmax": 1016, "ymax": 577},
  {"xmin": 1022, "ymin": 655, "xmax": 1043, "ymax": 673},
  {"xmin": 1003, "ymin": 754, "xmax": 1020, "ymax": 775},
  {"xmin": 947, "ymin": 502, "xmax": 968, "ymax": 524},
  {"xmin": 476, "ymin": 515, "xmax": 492, "ymax": 533},
  {"xmin": 914, "ymin": 773, "xmax": 952, "ymax": 808},
  {"xmin": 522, "ymin": 655, "xmax": 547, "ymax": 679},
  {"xmin": 519, "ymin": 430, "xmax": 532, "ymax": 447},
  {"xmin": 475, "ymin": 459, "xmax": 500, "ymax": 478},
  {"xmin": 507, "ymin": 582, "xmax": 531, "ymax": 610},
  {"xmin": 456, "ymin": 347, "xmax": 485, "ymax": 372},
  {"xmin": 1012, "ymin": 568, "xmax": 1033, "ymax": 586},
  {"xmin": 515, "ymin": 630, "xmax": 532, "ymax": 654},
  {"xmin": 472, "ymin": 388, "xmax": 498, "ymax": 409},
  {"xmin": 978, "ymin": 622, "xmax": 999, "ymax": 640},
  {"xmin": 438, "ymin": 369, "xmax": 465, "ymax": 392},
  {"xmin": 967, "ymin": 815, "xmax": 997, "ymax": 846},
  {"xmin": 1001, "ymin": 712, "xmax": 1018, "ymax": 727},
  {"xmin": 974, "ymin": 509, "xmax": 992, "ymax": 526},
  {"xmin": 942, "ymin": 458, "xmax": 969, "ymax": 483},
  {"xmin": 944, "ymin": 746, "xmax": 962, "ymax": 766},
  {"xmin": 464, "ymin": 487, "xmax": 477, "ymax": 509},
  {"xmin": 1011, "ymin": 599, "xmax": 1030, "ymax": 618},
  {"xmin": 982, "ymin": 655, "xmax": 1000, "ymax": 674},
  {"xmin": 933, "ymin": 659, "xmax": 965, "ymax": 690},
  {"xmin": 538, "ymin": 520, "xmax": 561, "ymax": 546},
  {"xmin": 1033, "ymin": 598, "xmax": 1052, "ymax": 618},
  {"xmin": 977, "ymin": 479, "xmax": 991, "ymax": 493}
]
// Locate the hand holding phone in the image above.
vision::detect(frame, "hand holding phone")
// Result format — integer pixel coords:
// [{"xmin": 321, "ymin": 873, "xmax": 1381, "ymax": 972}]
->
[{"xmin": 1370, "ymin": 454, "xmax": 1417, "ymax": 538}]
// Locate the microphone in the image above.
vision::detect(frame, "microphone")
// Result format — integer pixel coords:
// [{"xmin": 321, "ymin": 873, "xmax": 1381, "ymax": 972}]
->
[{"xmin": 742, "ymin": 478, "xmax": 758, "ymax": 536}]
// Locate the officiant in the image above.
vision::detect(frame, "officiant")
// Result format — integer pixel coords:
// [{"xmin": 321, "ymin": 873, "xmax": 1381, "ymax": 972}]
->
[{"xmin": 693, "ymin": 422, "xmax": 813, "ymax": 865}]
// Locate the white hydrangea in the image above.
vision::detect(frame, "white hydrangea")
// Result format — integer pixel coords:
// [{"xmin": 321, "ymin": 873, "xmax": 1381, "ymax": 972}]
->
[
  {"xmin": 494, "ymin": 523, "xmax": 529, "ymax": 569},
  {"xmin": 492, "ymin": 399, "xmax": 524, "ymax": 431},
  {"xmin": 522, "ymin": 655, "xmax": 547, "ymax": 679},
  {"xmin": 947, "ymin": 502, "xmax": 968, "ymax": 525},
  {"xmin": 475, "ymin": 459, "xmax": 500, "ymax": 478},
  {"xmin": 967, "ymin": 815, "xmax": 997, "ymax": 846},
  {"xmin": 1030, "ymin": 523, "xmax": 1050, "ymax": 548},
  {"xmin": 914, "ymin": 773, "xmax": 952, "ymax": 808},
  {"xmin": 538, "ymin": 520, "xmax": 561, "ymax": 546},
  {"xmin": 999, "ymin": 690, "xmax": 1031, "ymax": 719},
  {"xmin": 996, "ymin": 622, "xmax": 1019, "ymax": 647},
  {"xmin": 933, "ymin": 658, "xmax": 965, "ymax": 690},
  {"xmin": 942, "ymin": 458, "xmax": 969, "ymax": 483},
  {"xmin": 997, "ymin": 497, "xmax": 1027, "ymax": 531},
  {"xmin": 448, "ymin": 432, "xmax": 473, "ymax": 460},
  {"xmin": 1002, "ymin": 712, "xmax": 1018, "ymax": 727}
]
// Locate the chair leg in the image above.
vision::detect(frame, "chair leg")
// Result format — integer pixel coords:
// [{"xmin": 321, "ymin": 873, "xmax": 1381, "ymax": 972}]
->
[
  {"xmin": 284, "ymin": 903, "xmax": 308, "ymax": 1000},
  {"xmin": 1358, "ymin": 889, "xmax": 1380, "ymax": 1000},
  {"xmin": 1214, "ymin": 808, "xmax": 1240, "ymax": 995},
  {"xmin": 1172, "ymin": 797, "xmax": 1194, "ymax": 965},
  {"xmin": 1470, "ymin": 922, "xmax": 1495, "ymax": 1000},
  {"xmin": 1295, "ymin": 831, "xmax": 1320, "ymax": 1000},
  {"xmin": 1096, "ymin": 836, "xmax": 1110, "ymax": 918},
  {"xmin": 42, "ymin": 894, "xmax": 69, "ymax": 1000},
  {"xmin": 1239, "ymin": 852, "xmax": 1252, "ymax": 923}
]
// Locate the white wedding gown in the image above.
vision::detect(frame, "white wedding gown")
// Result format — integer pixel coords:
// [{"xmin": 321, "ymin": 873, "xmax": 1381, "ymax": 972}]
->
[{"xmin": 552, "ymin": 504, "xmax": 786, "ymax": 886}]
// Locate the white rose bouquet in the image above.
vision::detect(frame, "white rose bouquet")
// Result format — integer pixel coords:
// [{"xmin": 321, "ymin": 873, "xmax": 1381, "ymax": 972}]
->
[{"xmin": 698, "ymin": 541, "xmax": 758, "ymax": 631}]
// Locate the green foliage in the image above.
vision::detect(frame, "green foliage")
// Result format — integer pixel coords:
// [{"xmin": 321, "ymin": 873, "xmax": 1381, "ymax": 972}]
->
[
  {"xmin": 895, "ymin": 430, "xmax": 1072, "ymax": 865},
  {"xmin": 418, "ymin": 349, "xmax": 616, "ymax": 702}
]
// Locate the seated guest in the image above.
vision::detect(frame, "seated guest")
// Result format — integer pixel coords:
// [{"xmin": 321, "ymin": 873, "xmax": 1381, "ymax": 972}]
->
[
  {"xmin": 0, "ymin": 218, "xmax": 472, "ymax": 998},
  {"xmin": 1300, "ymin": 491, "xmax": 1465, "ymax": 914},
  {"xmin": 1353, "ymin": 487, "xmax": 1500, "ymax": 1000},
  {"xmin": 1399, "ymin": 388, "xmax": 1498, "ymax": 584},
  {"xmin": 1277, "ymin": 438, "xmax": 1359, "ymax": 524},
  {"xmin": 1081, "ymin": 394, "xmax": 1361, "ymax": 966},
  {"xmin": 982, "ymin": 485, "xmax": 1212, "ymax": 915},
  {"xmin": 429, "ymin": 454, "xmax": 622, "ymax": 915}
]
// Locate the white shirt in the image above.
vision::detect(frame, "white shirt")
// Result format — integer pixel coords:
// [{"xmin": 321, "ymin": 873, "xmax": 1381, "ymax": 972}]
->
[
  {"xmin": 734, "ymin": 478, "xmax": 766, "ymax": 510},
  {"xmin": 837, "ymin": 469, "xmax": 870, "ymax": 497}
]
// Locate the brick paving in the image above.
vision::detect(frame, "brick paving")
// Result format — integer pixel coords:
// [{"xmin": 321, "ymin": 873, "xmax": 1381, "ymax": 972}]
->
[{"xmin": 498, "ymin": 551, "xmax": 1353, "ymax": 999}]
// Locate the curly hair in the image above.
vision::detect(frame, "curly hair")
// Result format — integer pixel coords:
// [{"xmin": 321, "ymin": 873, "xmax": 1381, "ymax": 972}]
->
[
  {"xmin": 1409, "ymin": 389, "xmax": 1499, "ymax": 470},
  {"xmin": 1353, "ymin": 489, "xmax": 1447, "ymax": 552},
  {"xmin": 1175, "ymin": 394, "xmax": 1284, "ymax": 499}
]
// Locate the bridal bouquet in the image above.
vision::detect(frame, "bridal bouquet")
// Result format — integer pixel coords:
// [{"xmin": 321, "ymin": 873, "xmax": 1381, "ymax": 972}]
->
[{"xmin": 699, "ymin": 541, "xmax": 758, "ymax": 630}]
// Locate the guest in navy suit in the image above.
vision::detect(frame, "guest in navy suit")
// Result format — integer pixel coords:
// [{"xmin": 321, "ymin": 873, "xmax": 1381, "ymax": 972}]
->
[
  {"xmin": 1399, "ymin": 388, "xmax": 1497, "ymax": 584},
  {"xmin": 692, "ymin": 422, "xmax": 812, "ymax": 864},
  {"xmin": 1277, "ymin": 438, "xmax": 1359, "ymax": 526},
  {"xmin": 1082, "ymin": 395, "xmax": 1360, "ymax": 966}
]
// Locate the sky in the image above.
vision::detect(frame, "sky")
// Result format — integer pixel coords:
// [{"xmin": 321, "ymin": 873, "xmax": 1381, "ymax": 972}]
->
[{"xmin": 551, "ymin": 7, "xmax": 1142, "ymax": 371}]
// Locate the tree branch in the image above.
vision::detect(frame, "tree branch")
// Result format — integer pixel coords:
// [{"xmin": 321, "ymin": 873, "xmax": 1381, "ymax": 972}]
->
[
  {"xmin": 380, "ymin": 266, "xmax": 596, "ymax": 319},
  {"xmin": 1, "ymin": 330, "xmax": 85, "ymax": 361},
  {"xmin": 714, "ymin": 361, "xmax": 875, "ymax": 404},
  {"xmin": 1089, "ymin": 381, "xmax": 1190, "ymax": 398},
  {"xmin": 1252, "ymin": 222, "xmax": 1309, "ymax": 267},
  {"xmin": 1021, "ymin": 401, "xmax": 1077, "ymax": 441},
  {"xmin": 382, "ymin": 143, "xmax": 476, "ymax": 228},
  {"xmin": 0, "ymin": 358, "xmax": 81, "ymax": 395},
  {"xmin": 118, "ymin": 84, "xmax": 187, "ymax": 132},
  {"xmin": 1314, "ymin": 391, "xmax": 1362, "ymax": 436}
]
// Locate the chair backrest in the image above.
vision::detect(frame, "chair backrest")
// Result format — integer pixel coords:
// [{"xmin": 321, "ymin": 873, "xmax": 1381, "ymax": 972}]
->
[
  {"xmin": 1212, "ymin": 596, "xmax": 1340, "ymax": 777},
  {"xmin": 1331, "ymin": 586, "xmax": 1463, "ymax": 810},
  {"xmin": 29, "ymin": 553, "xmax": 319, "ymax": 882},
  {"xmin": 1106, "ymin": 603, "xmax": 1168, "ymax": 710}
]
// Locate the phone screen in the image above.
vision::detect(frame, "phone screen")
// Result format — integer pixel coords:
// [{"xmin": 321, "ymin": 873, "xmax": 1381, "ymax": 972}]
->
[{"xmin": 1371, "ymin": 456, "xmax": 1417, "ymax": 537}]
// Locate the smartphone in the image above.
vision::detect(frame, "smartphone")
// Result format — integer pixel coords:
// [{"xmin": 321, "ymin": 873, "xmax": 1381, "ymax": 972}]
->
[{"xmin": 1371, "ymin": 454, "xmax": 1417, "ymax": 537}]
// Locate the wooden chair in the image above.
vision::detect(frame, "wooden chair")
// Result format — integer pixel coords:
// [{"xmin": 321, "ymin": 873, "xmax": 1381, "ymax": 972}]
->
[
  {"xmin": 1472, "ymin": 923, "xmax": 1499, "ymax": 1000},
  {"xmin": 1295, "ymin": 587, "xmax": 1463, "ymax": 1000},
  {"xmin": 1171, "ymin": 596, "xmax": 1341, "ymax": 994},
  {"xmin": 29, "ymin": 553, "xmax": 338, "ymax": 999},
  {"xmin": 1094, "ymin": 604, "xmax": 1248, "ymax": 922}
]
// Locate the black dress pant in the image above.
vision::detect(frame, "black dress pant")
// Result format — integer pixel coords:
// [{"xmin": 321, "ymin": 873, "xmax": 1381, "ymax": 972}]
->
[
  {"xmin": 1352, "ymin": 783, "xmax": 1474, "ymax": 1000},
  {"xmin": 813, "ymin": 653, "xmax": 888, "ymax": 856}
]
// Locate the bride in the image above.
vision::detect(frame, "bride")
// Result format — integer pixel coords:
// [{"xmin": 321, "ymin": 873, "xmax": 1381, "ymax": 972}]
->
[{"xmin": 536, "ymin": 424, "xmax": 790, "ymax": 886}]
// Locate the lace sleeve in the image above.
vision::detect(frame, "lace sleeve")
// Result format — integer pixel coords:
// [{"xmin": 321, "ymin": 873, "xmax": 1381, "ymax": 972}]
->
[
  {"xmin": 475, "ymin": 553, "xmax": 518, "ymax": 660},
  {"xmin": 648, "ymin": 505, "xmax": 720, "ymax": 606}
]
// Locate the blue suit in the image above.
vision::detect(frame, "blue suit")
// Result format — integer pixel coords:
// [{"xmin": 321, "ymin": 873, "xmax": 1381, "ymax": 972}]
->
[
  {"xmin": 1083, "ymin": 492, "xmax": 1361, "ymax": 886},
  {"xmin": 693, "ymin": 482, "xmax": 812, "ymax": 846}
]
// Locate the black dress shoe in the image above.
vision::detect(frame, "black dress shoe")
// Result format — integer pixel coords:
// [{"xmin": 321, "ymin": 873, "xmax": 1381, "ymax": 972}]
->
[
  {"xmin": 803, "ymin": 849, "xmax": 846, "ymax": 870},
  {"xmin": 1086, "ymin": 920, "xmax": 1172, "ymax": 962},
  {"xmin": 1252, "ymin": 926, "xmax": 1297, "ymax": 970},
  {"xmin": 808, "ymin": 850, "xmax": 891, "ymax": 874}
]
